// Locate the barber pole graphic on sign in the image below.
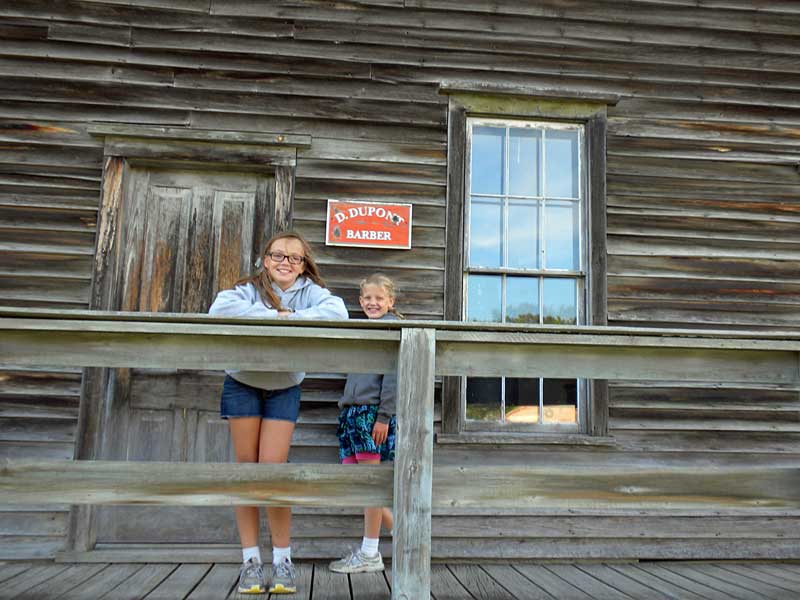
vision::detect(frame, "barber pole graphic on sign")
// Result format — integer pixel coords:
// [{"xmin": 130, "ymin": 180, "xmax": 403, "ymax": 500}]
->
[{"xmin": 325, "ymin": 200, "xmax": 412, "ymax": 249}]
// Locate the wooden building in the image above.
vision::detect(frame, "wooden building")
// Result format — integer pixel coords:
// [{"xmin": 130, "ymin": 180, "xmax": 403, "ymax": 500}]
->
[{"xmin": 1, "ymin": 0, "xmax": 799, "ymax": 564}]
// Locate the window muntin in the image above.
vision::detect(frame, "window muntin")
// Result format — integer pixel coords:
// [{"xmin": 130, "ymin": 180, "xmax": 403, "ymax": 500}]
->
[{"xmin": 464, "ymin": 118, "xmax": 587, "ymax": 431}]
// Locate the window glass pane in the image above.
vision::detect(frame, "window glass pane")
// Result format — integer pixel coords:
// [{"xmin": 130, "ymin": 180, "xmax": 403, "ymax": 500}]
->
[
  {"xmin": 507, "ymin": 200, "xmax": 539, "ymax": 269},
  {"xmin": 543, "ymin": 378, "xmax": 578, "ymax": 424},
  {"xmin": 509, "ymin": 128, "xmax": 540, "ymax": 197},
  {"xmin": 505, "ymin": 378, "xmax": 540, "ymax": 424},
  {"xmin": 544, "ymin": 200, "xmax": 579, "ymax": 270},
  {"xmin": 467, "ymin": 274, "xmax": 502, "ymax": 322},
  {"xmin": 471, "ymin": 126, "xmax": 505, "ymax": 195},
  {"xmin": 506, "ymin": 276, "xmax": 539, "ymax": 324},
  {"xmin": 543, "ymin": 278, "xmax": 576, "ymax": 325},
  {"xmin": 469, "ymin": 196, "xmax": 503, "ymax": 268},
  {"xmin": 545, "ymin": 130, "xmax": 579, "ymax": 198},
  {"xmin": 466, "ymin": 377, "xmax": 502, "ymax": 422}
]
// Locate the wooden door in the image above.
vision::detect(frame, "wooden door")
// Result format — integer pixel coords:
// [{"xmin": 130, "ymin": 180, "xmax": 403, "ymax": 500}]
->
[{"xmin": 95, "ymin": 167, "xmax": 270, "ymax": 543}]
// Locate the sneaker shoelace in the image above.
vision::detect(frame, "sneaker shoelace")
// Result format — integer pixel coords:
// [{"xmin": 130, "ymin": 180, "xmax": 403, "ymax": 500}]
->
[
  {"xmin": 274, "ymin": 559, "xmax": 294, "ymax": 579},
  {"xmin": 244, "ymin": 561, "xmax": 264, "ymax": 580}
]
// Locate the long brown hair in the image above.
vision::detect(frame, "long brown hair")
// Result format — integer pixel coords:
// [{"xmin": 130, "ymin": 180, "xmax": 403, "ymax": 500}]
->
[
  {"xmin": 360, "ymin": 272, "xmax": 404, "ymax": 319},
  {"xmin": 236, "ymin": 231, "xmax": 326, "ymax": 311}
]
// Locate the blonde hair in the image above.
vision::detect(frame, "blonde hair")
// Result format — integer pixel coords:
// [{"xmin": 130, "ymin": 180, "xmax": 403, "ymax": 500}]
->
[
  {"xmin": 360, "ymin": 273, "xmax": 404, "ymax": 319},
  {"xmin": 235, "ymin": 231, "xmax": 326, "ymax": 311}
]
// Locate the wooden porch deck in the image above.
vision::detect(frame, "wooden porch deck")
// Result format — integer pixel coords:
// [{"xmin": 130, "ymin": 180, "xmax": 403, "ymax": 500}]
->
[{"xmin": 1, "ymin": 561, "xmax": 799, "ymax": 599}]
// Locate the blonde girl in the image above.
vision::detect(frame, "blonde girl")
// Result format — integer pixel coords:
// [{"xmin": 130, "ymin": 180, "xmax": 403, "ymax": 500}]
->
[{"xmin": 330, "ymin": 273, "xmax": 400, "ymax": 574}]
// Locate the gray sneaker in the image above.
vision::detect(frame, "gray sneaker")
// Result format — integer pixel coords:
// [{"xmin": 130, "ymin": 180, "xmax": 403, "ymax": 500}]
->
[
  {"xmin": 237, "ymin": 558, "xmax": 266, "ymax": 595},
  {"xmin": 329, "ymin": 549, "xmax": 384, "ymax": 573},
  {"xmin": 269, "ymin": 558, "xmax": 297, "ymax": 594}
]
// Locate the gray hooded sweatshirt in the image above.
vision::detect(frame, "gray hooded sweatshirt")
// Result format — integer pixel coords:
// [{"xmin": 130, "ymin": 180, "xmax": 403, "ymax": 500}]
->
[
  {"xmin": 209, "ymin": 276, "xmax": 348, "ymax": 389},
  {"xmin": 338, "ymin": 313, "xmax": 398, "ymax": 423}
]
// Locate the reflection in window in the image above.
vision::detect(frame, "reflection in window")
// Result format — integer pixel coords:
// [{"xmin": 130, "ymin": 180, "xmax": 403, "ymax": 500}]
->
[
  {"xmin": 508, "ymin": 199, "xmax": 539, "ymax": 269},
  {"xmin": 509, "ymin": 129, "xmax": 541, "ymax": 196},
  {"xmin": 545, "ymin": 130, "xmax": 579, "ymax": 198},
  {"xmin": 543, "ymin": 278, "xmax": 577, "ymax": 325},
  {"xmin": 467, "ymin": 275, "xmax": 501, "ymax": 322},
  {"xmin": 466, "ymin": 378, "xmax": 502, "ymax": 421},
  {"xmin": 506, "ymin": 276, "xmax": 539, "ymax": 324},
  {"xmin": 545, "ymin": 200, "xmax": 579, "ymax": 270},
  {"xmin": 464, "ymin": 118, "xmax": 584, "ymax": 429},
  {"xmin": 505, "ymin": 378, "xmax": 540, "ymax": 424},
  {"xmin": 543, "ymin": 379, "xmax": 578, "ymax": 424},
  {"xmin": 469, "ymin": 197, "xmax": 503, "ymax": 268},
  {"xmin": 472, "ymin": 126, "xmax": 504, "ymax": 195}
]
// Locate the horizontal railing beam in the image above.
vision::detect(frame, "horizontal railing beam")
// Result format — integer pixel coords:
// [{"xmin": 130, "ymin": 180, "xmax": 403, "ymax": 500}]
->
[
  {"xmin": 0, "ymin": 461, "xmax": 393, "ymax": 507},
  {"xmin": 435, "ymin": 339, "xmax": 799, "ymax": 384},
  {"xmin": 0, "ymin": 318, "xmax": 399, "ymax": 374},
  {"xmin": 2, "ymin": 461, "xmax": 799, "ymax": 510},
  {"xmin": 2, "ymin": 312, "xmax": 799, "ymax": 383},
  {"xmin": 4, "ymin": 307, "xmax": 800, "ymax": 343}
]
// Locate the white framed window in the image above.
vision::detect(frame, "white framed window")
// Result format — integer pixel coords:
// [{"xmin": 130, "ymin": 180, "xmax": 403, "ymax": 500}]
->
[{"xmin": 463, "ymin": 118, "xmax": 588, "ymax": 432}]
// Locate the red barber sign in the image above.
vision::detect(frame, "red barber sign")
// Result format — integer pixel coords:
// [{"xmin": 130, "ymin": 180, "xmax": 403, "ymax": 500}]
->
[{"xmin": 325, "ymin": 200, "xmax": 412, "ymax": 249}]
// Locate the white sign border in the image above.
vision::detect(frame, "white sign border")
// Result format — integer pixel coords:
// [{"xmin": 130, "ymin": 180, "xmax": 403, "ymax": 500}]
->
[{"xmin": 325, "ymin": 199, "xmax": 413, "ymax": 250}]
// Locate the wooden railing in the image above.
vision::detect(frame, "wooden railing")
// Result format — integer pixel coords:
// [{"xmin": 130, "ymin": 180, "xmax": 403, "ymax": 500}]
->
[{"xmin": 2, "ymin": 308, "xmax": 800, "ymax": 599}]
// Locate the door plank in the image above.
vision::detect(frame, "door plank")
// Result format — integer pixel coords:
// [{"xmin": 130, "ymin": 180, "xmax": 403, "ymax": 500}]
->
[
  {"xmin": 140, "ymin": 185, "xmax": 189, "ymax": 312},
  {"xmin": 181, "ymin": 186, "xmax": 215, "ymax": 313}
]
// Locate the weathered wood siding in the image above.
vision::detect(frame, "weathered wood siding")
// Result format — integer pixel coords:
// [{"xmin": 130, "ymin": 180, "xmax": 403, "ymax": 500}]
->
[{"xmin": 0, "ymin": 0, "xmax": 798, "ymax": 559}]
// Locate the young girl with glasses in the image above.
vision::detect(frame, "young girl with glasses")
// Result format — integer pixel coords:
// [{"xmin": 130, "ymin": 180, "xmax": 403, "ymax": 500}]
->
[
  {"xmin": 329, "ymin": 273, "xmax": 401, "ymax": 575},
  {"xmin": 209, "ymin": 231, "xmax": 348, "ymax": 595}
]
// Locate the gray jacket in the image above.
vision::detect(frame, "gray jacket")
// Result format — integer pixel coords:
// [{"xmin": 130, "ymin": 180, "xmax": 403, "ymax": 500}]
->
[
  {"xmin": 209, "ymin": 276, "xmax": 349, "ymax": 389},
  {"xmin": 338, "ymin": 313, "xmax": 398, "ymax": 423}
]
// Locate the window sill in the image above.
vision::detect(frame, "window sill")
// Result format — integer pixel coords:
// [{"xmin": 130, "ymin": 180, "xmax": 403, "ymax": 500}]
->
[{"xmin": 435, "ymin": 432, "xmax": 617, "ymax": 447}]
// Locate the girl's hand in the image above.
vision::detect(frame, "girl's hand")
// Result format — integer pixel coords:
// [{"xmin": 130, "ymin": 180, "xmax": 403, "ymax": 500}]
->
[
  {"xmin": 371, "ymin": 421, "xmax": 389, "ymax": 445},
  {"xmin": 277, "ymin": 310, "xmax": 293, "ymax": 317}
]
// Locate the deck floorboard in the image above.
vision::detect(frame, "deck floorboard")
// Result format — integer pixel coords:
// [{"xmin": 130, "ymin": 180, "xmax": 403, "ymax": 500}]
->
[
  {"xmin": 65, "ymin": 564, "xmax": 144, "ymax": 599},
  {"xmin": 575, "ymin": 564, "xmax": 674, "ymax": 600},
  {"xmin": 100, "ymin": 564, "xmax": 177, "ymax": 600},
  {"xmin": 715, "ymin": 563, "xmax": 800, "ymax": 592},
  {"xmin": 0, "ymin": 561, "xmax": 798, "ymax": 599}
]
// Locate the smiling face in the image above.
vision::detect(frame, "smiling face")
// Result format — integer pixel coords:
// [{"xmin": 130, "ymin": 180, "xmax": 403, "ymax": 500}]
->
[
  {"xmin": 266, "ymin": 237, "xmax": 306, "ymax": 291},
  {"xmin": 359, "ymin": 283, "xmax": 395, "ymax": 319}
]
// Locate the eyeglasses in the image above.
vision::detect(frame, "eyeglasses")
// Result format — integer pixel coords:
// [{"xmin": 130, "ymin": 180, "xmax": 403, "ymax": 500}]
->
[{"xmin": 267, "ymin": 252, "xmax": 305, "ymax": 265}]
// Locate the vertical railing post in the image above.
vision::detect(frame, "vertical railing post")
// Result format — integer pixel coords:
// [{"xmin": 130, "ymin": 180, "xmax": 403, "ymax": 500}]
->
[{"xmin": 392, "ymin": 327, "xmax": 435, "ymax": 600}]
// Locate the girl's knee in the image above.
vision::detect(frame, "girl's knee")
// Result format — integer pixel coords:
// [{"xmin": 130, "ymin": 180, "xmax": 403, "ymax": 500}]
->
[{"xmin": 258, "ymin": 450, "xmax": 289, "ymax": 464}]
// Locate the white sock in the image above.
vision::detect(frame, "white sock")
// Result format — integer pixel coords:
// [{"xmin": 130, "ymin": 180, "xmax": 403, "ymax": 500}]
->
[
  {"xmin": 272, "ymin": 545, "xmax": 291, "ymax": 565},
  {"xmin": 242, "ymin": 546, "xmax": 261, "ymax": 564},
  {"xmin": 361, "ymin": 537, "xmax": 379, "ymax": 557}
]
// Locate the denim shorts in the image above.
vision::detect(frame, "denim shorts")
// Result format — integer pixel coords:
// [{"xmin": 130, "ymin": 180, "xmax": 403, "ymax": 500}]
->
[{"xmin": 220, "ymin": 375, "xmax": 301, "ymax": 422}]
